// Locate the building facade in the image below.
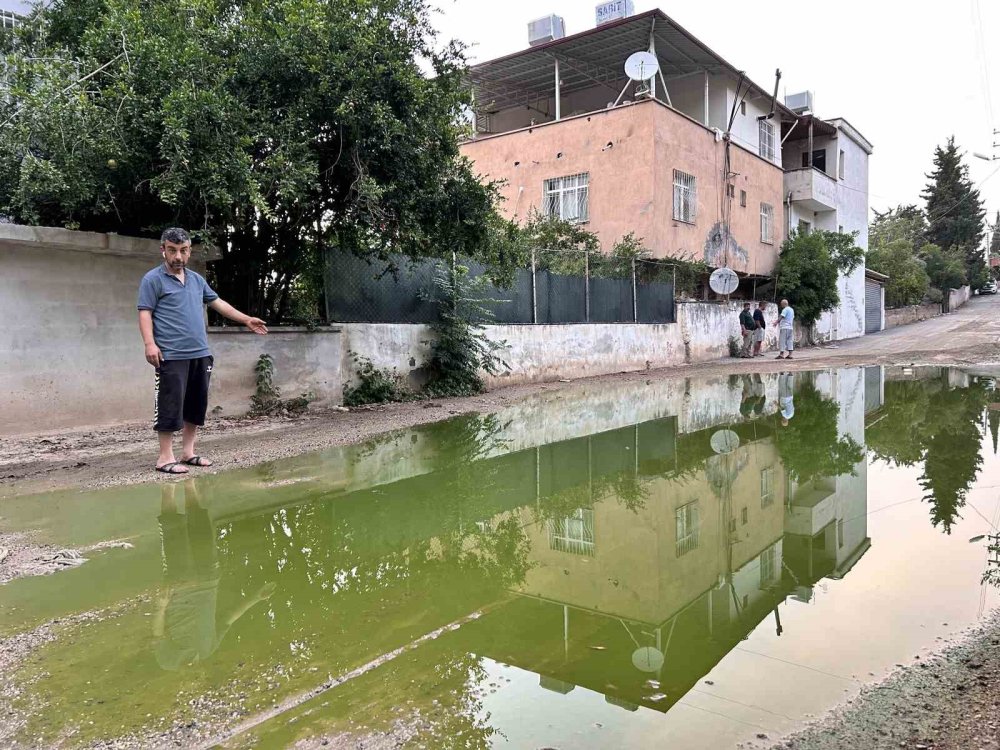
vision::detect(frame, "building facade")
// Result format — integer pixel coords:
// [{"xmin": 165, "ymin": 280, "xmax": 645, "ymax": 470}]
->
[{"xmin": 460, "ymin": 7, "xmax": 876, "ymax": 338}]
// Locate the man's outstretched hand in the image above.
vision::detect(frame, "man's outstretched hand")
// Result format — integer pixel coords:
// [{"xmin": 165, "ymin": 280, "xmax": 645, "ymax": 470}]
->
[
  {"xmin": 145, "ymin": 343, "xmax": 164, "ymax": 367},
  {"xmin": 246, "ymin": 317, "xmax": 268, "ymax": 335}
]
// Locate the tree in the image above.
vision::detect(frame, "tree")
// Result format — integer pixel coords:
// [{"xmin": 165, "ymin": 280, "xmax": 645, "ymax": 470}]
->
[
  {"xmin": 922, "ymin": 137, "xmax": 987, "ymax": 289},
  {"xmin": 991, "ymin": 210, "xmax": 1000, "ymax": 257},
  {"xmin": 870, "ymin": 204, "xmax": 928, "ymax": 250},
  {"xmin": 920, "ymin": 242, "xmax": 967, "ymax": 293},
  {"xmin": 774, "ymin": 230, "xmax": 864, "ymax": 329},
  {"xmin": 866, "ymin": 239, "xmax": 930, "ymax": 307},
  {"xmin": 0, "ymin": 0, "xmax": 510, "ymax": 321}
]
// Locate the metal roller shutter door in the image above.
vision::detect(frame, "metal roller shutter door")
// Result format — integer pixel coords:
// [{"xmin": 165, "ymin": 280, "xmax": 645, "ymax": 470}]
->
[{"xmin": 865, "ymin": 280, "xmax": 882, "ymax": 334}]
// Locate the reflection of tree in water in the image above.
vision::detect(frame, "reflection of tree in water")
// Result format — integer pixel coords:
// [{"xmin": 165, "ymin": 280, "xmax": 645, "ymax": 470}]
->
[
  {"xmin": 773, "ymin": 381, "xmax": 863, "ymax": 484},
  {"xmin": 868, "ymin": 374, "xmax": 991, "ymax": 533}
]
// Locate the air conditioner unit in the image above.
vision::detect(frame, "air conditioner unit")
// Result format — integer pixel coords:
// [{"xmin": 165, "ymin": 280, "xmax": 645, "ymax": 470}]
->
[
  {"xmin": 528, "ymin": 14, "xmax": 566, "ymax": 46},
  {"xmin": 785, "ymin": 91, "xmax": 814, "ymax": 115}
]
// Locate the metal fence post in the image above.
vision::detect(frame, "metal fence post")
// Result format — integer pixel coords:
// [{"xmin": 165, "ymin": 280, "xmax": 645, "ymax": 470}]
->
[
  {"xmin": 584, "ymin": 247, "xmax": 590, "ymax": 322},
  {"xmin": 672, "ymin": 264, "xmax": 677, "ymax": 324},
  {"xmin": 531, "ymin": 247, "xmax": 538, "ymax": 324},
  {"xmin": 632, "ymin": 257, "xmax": 638, "ymax": 322}
]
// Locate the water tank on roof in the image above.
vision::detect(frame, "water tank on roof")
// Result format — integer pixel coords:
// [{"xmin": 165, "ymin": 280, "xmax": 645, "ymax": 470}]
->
[
  {"xmin": 528, "ymin": 14, "xmax": 565, "ymax": 46},
  {"xmin": 785, "ymin": 91, "xmax": 814, "ymax": 115}
]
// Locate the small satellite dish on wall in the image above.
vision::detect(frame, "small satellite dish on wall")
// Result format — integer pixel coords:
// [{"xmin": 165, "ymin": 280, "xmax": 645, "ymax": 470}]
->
[
  {"xmin": 711, "ymin": 429, "xmax": 740, "ymax": 455},
  {"xmin": 624, "ymin": 51, "xmax": 659, "ymax": 82},
  {"xmin": 709, "ymin": 267, "xmax": 739, "ymax": 295}
]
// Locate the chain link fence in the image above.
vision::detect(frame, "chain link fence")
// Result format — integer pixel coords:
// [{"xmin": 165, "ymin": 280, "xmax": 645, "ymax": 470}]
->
[{"xmin": 324, "ymin": 249, "xmax": 676, "ymax": 325}]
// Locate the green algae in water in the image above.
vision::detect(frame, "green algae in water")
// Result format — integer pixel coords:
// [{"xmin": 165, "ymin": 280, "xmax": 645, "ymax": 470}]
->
[{"xmin": 5, "ymin": 366, "xmax": 1000, "ymax": 749}]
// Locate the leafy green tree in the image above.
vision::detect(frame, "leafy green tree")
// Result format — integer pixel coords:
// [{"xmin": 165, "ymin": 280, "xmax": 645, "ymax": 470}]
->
[
  {"xmin": 920, "ymin": 242, "xmax": 967, "ymax": 292},
  {"xmin": 774, "ymin": 229, "xmax": 864, "ymax": 329},
  {"xmin": 870, "ymin": 204, "xmax": 928, "ymax": 250},
  {"xmin": 922, "ymin": 137, "xmax": 987, "ymax": 289},
  {"xmin": 0, "ymin": 0, "xmax": 510, "ymax": 321},
  {"xmin": 866, "ymin": 239, "xmax": 930, "ymax": 307}
]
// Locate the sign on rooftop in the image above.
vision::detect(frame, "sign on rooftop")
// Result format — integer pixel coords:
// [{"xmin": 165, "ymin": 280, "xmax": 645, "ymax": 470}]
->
[{"xmin": 596, "ymin": 0, "xmax": 634, "ymax": 26}]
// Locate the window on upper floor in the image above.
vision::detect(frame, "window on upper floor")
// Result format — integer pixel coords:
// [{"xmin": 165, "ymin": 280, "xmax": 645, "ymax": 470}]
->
[
  {"xmin": 673, "ymin": 170, "xmax": 697, "ymax": 224},
  {"xmin": 801, "ymin": 149, "xmax": 827, "ymax": 173},
  {"xmin": 548, "ymin": 508, "xmax": 595, "ymax": 556},
  {"xmin": 761, "ymin": 466, "xmax": 774, "ymax": 507},
  {"xmin": 740, "ymin": 101, "xmax": 747, "ymax": 116},
  {"xmin": 759, "ymin": 120, "xmax": 775, "ymax": 162},
  {"xmin": 0, "ymin": 11, "xmax": 17, "ymax": 30},
  {"xmin": 676, "ymin": 501, "xmax": 700, "ymax": 557},
  {"xmin": 740, "ymin": 189, "xmax": 747, "ymax": 208},
  {"xmin": 760, "ymin": 203, "xmax": 774, "ymax": 244},
  {"xmin": 543, "ymin": 173, "xmax": 589, "ymax": 223},
  {"xmin": 839, "ymin": 150, "xmax": 846, "ymax": 179}
]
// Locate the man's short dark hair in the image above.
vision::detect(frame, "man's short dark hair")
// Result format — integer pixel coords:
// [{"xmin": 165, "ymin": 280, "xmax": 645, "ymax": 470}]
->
[
  {"xmin": 160, "ymin": 227, "xmax": 190, "ymax": 246},
  {"xmin": 743, "ymin": 302, "xmax": 751, "ymax": 308}
]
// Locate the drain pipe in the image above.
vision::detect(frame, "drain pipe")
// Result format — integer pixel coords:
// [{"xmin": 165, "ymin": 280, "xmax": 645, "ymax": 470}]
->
[{"xmin": 785, "ymin": 190, "xmax": 793, "ymax": 240}]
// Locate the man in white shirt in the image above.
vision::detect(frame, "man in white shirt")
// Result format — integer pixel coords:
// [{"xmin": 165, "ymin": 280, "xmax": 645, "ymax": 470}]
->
[{"xmin": 775, "ymin": 299, "xmax": 794, "ymax": 360}]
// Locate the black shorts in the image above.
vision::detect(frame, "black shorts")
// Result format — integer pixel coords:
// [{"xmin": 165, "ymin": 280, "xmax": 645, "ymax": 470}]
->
[{"xmin": 153, "ymin": 356, "xmax": 214, "ymax": 432}]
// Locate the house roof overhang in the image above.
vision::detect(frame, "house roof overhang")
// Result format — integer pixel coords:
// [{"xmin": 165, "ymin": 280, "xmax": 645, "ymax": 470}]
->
[{"xmin": 467, "ymin": 8, "xmax": 796, "ymax": 122}]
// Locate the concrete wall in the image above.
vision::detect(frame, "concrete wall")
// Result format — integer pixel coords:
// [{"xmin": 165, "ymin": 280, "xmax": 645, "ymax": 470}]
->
[
  {"xmin": 884, "ymin": 303, "xmax": 942, "ymax": 330},
  {"xmin": 340, "ymin": 301, "xmax": 784, "ymax": 391},
  {"xmin": 0, "ymin": 224, "xmax": 338, "ymax": 436},
  {"xmin": 949, "ymin": 285, "xmax": 971, "ymax": 311},
  {"xmin": 460, "ymin": 97, "xmax": 785, "ymax": 276},
  {"xmin": 207, "ymin": 328, "xmax": 343, "ymax": 417}
]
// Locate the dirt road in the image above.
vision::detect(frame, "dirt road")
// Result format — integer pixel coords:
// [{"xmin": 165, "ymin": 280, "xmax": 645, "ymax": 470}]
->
[{"xmin": 2, "ymin": 295, "xmax": 999, "ymax": 498}]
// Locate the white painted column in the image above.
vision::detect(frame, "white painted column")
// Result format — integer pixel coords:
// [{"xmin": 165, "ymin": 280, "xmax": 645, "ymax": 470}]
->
[
  {"xmin": 703, "ymin": 71, "xmax": 710, "ymax": 125},
  {"xmin": 554, "ymin": 58, "xmax": 561, "ymax": 121}
]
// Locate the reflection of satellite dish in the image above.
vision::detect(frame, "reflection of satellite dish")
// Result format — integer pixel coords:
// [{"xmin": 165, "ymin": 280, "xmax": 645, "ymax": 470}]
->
[
  {"xmin": 711, "ymin": 429, "xmax": 740, "ymax": 455},
  {"xmin": 624, "ymin": 51, "xmax": 660, "ymax": 81},
  {"xmin": 709, "ymin": 267, "xmax": 739, "ymax": 295},
  {"xmin": 631, "ymin": 646, "xmax": 664, "ymax": 673}
]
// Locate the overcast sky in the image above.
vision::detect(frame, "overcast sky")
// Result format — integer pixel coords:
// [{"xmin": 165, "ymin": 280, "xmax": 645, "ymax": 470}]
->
[{"xmin": 431, "ymin": 0, "xmax": 1000, "ymax": 224}]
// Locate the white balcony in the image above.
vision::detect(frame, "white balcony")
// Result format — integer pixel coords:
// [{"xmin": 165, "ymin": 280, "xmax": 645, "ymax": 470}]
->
[{"xmin": 784, "ymin": 167, "xmax": 838, "ymax": 212}]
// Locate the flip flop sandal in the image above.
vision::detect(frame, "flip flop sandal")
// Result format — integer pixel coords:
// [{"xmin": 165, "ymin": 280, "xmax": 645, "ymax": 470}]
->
[
  {"xmin": 156, "ymin": 462, "xmax": 189, "ymax": 474},
  {"xmin": 182, "ymin": 456, "xmax": 213, "ymax": 467}
]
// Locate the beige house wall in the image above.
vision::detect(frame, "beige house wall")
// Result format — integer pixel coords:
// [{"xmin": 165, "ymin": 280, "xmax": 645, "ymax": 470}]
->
[
  {"xmin": 515, "ymin": 439, "xmax": 787, "ymax": 625},
  {"xmin": 460, "ymin": 98, "xmax": 785, "ymax": 276}
]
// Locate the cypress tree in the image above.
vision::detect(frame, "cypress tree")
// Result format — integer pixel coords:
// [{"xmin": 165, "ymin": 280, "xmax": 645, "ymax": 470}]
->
[{"xmin": 922, "ymin": 137, "xmax": 987, "ymax": 288}]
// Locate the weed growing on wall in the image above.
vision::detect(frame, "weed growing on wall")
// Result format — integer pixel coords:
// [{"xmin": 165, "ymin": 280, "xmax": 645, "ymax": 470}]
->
[
  {"xmin": 423, "ymin": 263, "xmax": 508, "ymax": 398},
  {"xmin": 343, "ymin": 354, "xmax": 408, "ymax": 406},
  {"xmin": 249, "ymin": 353, "xmax": 310, "ymax": 416}
]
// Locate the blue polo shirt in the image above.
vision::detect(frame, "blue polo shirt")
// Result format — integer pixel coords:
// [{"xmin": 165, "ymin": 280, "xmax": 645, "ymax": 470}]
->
[{"xmin": 137, "ymin": 265, "xmax": 219, "ymax": 361}]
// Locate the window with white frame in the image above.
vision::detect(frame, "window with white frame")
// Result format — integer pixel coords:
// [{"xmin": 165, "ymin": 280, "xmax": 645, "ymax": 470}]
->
[
  {"xmin": 760, "ymin": 203, "xmax": 774, "ymax": 244},
  {"xmin": 673, "ymin": 170, "xmax": 697, "ymax": 224},
  {"xmin": 759, "ymin": 120, "xmax": 775, "ymax": 161},
  {"xmin": 759, "ymin": 543, "xmax": 778, "ymax": 588},
  {"xmin": 0, "ymin": 10, "xmax": 18, "ymax": 30},
  {"xmin": 548, "ymin": 508, "xmax": 595, "ymax": 556},
  {"xmin": 675, "ymin": 501, "xmax": 700, "ymax": 557},
  {"xmin": 544, "ymin": 173, "xmax": 589, "ymax": 223},
  {"xmin": 760, "ymin": 467, "xmax": 774, "ymax": 507}
]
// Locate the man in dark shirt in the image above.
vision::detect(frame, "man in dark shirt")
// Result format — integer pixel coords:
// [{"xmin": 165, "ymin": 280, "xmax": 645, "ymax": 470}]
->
[
  {"xmin": 738, "ymin": 303, "xmax": 756, "ymax": 358},
  {"xmin": 138, "ymin": 228, "xmax": 268, "ymax": 474},
  {"xmin": 752, "ymin": 302, "xmax": 767, "ymax": 357}
]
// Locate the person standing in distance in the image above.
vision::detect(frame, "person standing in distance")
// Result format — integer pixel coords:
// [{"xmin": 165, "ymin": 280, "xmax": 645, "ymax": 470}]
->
[
  {"xmin": 138, "ymin": 228, "xmax": 268, "ymax": 474},
  {"xmin": 775, "ymin": 299, "xmax": 794, "ymax": 360}
]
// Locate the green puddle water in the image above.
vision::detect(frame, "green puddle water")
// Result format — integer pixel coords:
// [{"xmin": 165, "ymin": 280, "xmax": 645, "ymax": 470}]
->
[{"xmin": 2, "ymin": 366, "xmax": 1000, "ymax": 749}]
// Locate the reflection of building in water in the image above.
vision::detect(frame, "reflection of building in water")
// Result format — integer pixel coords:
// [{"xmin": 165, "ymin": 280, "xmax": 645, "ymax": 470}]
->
[{"xmin": 466, "ymin": 368, "xmax": 878, "ymax": 713}]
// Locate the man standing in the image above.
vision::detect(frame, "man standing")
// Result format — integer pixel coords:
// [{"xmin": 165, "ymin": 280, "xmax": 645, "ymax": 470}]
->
[
  {"xmin": 752, "ymin": 302, "xmax": 767, "ymax": 357},
  {"xmin": 138, "ymin": 228, "xmax": 268, "ymax": 474},
  {"xmin": 775, "ymin": 299, "xmax": 794, "ymax": 360},
  {"xmin": 738, "ymin": 302, "xmax": 756, "ymax": 358}
]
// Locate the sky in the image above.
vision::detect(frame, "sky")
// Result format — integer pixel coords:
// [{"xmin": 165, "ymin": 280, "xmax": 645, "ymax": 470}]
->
[{"xmin": 430, "ymin": 0, "xmax": 1000, "ymax": 224}]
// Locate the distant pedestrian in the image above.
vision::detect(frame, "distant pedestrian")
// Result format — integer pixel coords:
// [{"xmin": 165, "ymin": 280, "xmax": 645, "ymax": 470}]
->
[
  {"xmin": 138, "ymin": 228, "xmax": 268, "ymax": 475},
  {"xmin": 775, "ymin": 299, "xmax": 794, "ymax": 359},
  {"xmin": 752, "ymin": 302, "xmax": 767, "ymax": 357},
  {"xmin": 739, "ymin": 302, "xmax": 756, "ymax": 358}
]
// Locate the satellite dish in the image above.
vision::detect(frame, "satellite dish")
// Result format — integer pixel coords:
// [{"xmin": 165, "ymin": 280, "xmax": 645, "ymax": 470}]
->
[
  {"xmin": 711, "ymin": 429, "xmax": 740, "ymax": 455},
  {"xmin": 631, "ymin": 646, "xmax": 664, "ymax": 673},
  {"xmin": 709, "ymin": 267, "xmax": 739, "ymax": 295},
  {"xmin": 624, "ymin": 51, "xmax": 659, "ymax": 82}
]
